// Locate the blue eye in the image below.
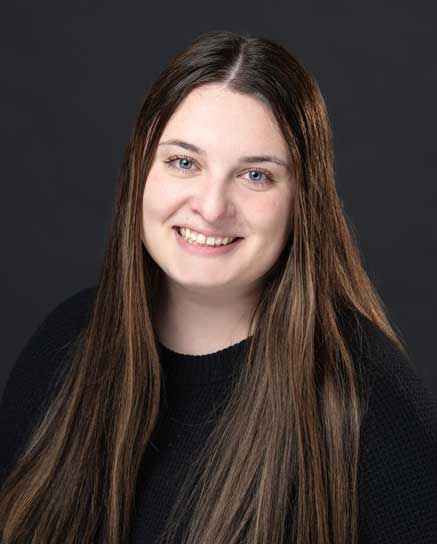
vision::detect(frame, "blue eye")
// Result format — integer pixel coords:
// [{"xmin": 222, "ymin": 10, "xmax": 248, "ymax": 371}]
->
[
  {"xmin": 164, "ymin": 155, "xmax": 196, "ymax": 171},
  {"xmin": 247, "ymin": 170, "xmax": 268, "ymax": 184},
  {"xmin": 163, "ymin": 154, "xmax": 274, "ymax": 188},
  {"xmin": 176, "ymin": 157, "xmax": 193, "ymax": 169}
]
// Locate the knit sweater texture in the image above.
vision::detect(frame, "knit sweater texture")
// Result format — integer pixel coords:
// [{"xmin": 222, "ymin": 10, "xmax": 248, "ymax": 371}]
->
[{"xmin": 1, "ymin": 286, "xmax": 436, "ymax": 543}]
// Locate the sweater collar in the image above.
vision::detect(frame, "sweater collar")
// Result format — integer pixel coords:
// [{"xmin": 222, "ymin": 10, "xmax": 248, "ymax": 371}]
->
[{"xmin": 158, "ymin": 336, "xmax": 253, "ymax": 385}]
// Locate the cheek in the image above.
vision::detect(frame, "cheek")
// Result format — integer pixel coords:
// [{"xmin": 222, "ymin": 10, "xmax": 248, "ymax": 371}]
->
[
  {"xmin": 142, "ymin": 173, "xmax": 169, "ymax": 247},
  {"xmin": 142, "ymin": 170, "xmax": 178, "ymax": 221},
  {"xmin": 252, "ymin": 193, "xmax": 293, "ymax": 243},
  {"xmin": 252, "ymin": 196, "xmax": 293, "ymax": 278}
]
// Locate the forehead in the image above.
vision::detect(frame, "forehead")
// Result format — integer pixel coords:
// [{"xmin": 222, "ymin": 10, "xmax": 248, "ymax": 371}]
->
[{"xmin": 160, "ymin": 84, "xmax": 290, "ymax": 160}]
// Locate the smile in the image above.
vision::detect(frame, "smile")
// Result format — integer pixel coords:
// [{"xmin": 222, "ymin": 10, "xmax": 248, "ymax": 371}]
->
[{"xmin": 173, "ymin": 227, "xmax": 244, "ymax": 256}]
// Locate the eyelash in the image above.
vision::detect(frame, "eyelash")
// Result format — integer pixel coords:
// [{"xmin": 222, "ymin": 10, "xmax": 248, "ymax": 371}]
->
[{"xmin": 163, "ymin": 154, "xmax": 274, "ymax": 188}]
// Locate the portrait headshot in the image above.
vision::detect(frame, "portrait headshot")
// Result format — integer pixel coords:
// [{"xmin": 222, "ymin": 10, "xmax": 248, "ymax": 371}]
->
[{"xmin": 1, "ymin": 7, "xmax": 436, "ymax": 544}]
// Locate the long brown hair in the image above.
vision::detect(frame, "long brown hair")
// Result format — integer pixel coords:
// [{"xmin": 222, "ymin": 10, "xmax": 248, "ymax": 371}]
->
[{"xmin": 0, "ymin": 30, "xmax": 410, "ymax": 543}]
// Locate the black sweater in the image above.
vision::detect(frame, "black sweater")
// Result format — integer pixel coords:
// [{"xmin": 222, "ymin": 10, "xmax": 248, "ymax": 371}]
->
[{"xmin": 1, "ymin": 286, "xmax": 437, "ymax": 543}]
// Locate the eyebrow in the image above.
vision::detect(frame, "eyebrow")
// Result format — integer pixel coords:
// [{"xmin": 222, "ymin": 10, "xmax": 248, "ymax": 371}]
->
[{"xmin": 158, "ymin": 138, "xmax": 291, "ymax": 171}]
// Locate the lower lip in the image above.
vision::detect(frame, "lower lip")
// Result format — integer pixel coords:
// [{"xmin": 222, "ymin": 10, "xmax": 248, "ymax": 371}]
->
[{"xmin": 173, "ymin": 227, "xmax": 244, "ymax": 256}]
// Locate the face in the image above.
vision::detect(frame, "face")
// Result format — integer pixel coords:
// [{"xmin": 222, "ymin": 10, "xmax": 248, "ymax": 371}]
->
[{"xmin": 141, "ymin": 84, "xmax": 295, "ymax": 298}]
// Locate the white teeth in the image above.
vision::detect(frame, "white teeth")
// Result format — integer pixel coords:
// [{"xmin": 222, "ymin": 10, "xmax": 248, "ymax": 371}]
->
[{"xmin": 178, "ymin": 227, "xmax": 236, "ymax": 246}]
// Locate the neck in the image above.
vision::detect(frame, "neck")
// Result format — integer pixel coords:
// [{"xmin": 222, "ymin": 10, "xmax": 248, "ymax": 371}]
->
[{"xmin": 153, "ymin": 277, "xmax": 261, "ymax": 355}]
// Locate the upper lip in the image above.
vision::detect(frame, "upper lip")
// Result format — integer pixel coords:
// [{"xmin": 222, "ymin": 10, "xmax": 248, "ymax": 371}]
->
[{"xmin": 175, "ymin": 225, "xmax": 242, "ymax": 238}]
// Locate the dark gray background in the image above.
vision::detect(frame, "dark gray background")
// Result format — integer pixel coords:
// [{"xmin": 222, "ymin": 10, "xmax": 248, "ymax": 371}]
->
[{"xmin": 1, "ymin": 2, "xmax": 436, "ymax": 399}]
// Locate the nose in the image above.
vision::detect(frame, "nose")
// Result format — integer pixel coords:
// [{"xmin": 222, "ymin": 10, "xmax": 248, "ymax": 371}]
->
[{"xmin": 189, "ymin": 174, "xmax": 235, "ymax": 223}]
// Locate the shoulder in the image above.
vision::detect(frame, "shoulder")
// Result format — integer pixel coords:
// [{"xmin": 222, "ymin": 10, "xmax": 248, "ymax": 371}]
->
[
  {"xmin": 3, "ymin": 284, "xmax": 98, "ymax": 395},
  {"xmin": 2, "ymin": 284, "xmax": 98, "ymax": 404},
  {"xmin": 340, "ymin": 309, "xmax": 437, "ymax": 542},
  {"xmin": 339, "ymin": 307, "xmax": 437, "ymax": 460},
  {"xmin": 0, "ymin": 285, "xmax": 98, "ymax": 484},
  {"xmin": 337, "ymin": 306, "xmax": 432, "ymax": 401},
  {"xmin": 38, "ymin": 284, "xmax": 98, "ymax": 331}
]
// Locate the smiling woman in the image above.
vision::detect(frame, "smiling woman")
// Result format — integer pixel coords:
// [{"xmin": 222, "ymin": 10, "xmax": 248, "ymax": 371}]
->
[
  {"xmin": 1, "ymin": 30, "xmax": 436, "ymax": 544},
  {"xmin": 141, "ymin": 84, "xmax": 296, "ymax": 354}
]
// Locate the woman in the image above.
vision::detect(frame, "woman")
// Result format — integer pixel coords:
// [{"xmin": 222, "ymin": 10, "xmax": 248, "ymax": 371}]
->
[{"xmin": 1, "ymin": 30, "xmax": 436, "ymax": 544}]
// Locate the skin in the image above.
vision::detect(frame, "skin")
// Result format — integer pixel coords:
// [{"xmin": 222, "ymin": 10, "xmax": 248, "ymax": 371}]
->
[{"xmin": 141, "ymin": 83, "xmax": 295, "ymax": 355}]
